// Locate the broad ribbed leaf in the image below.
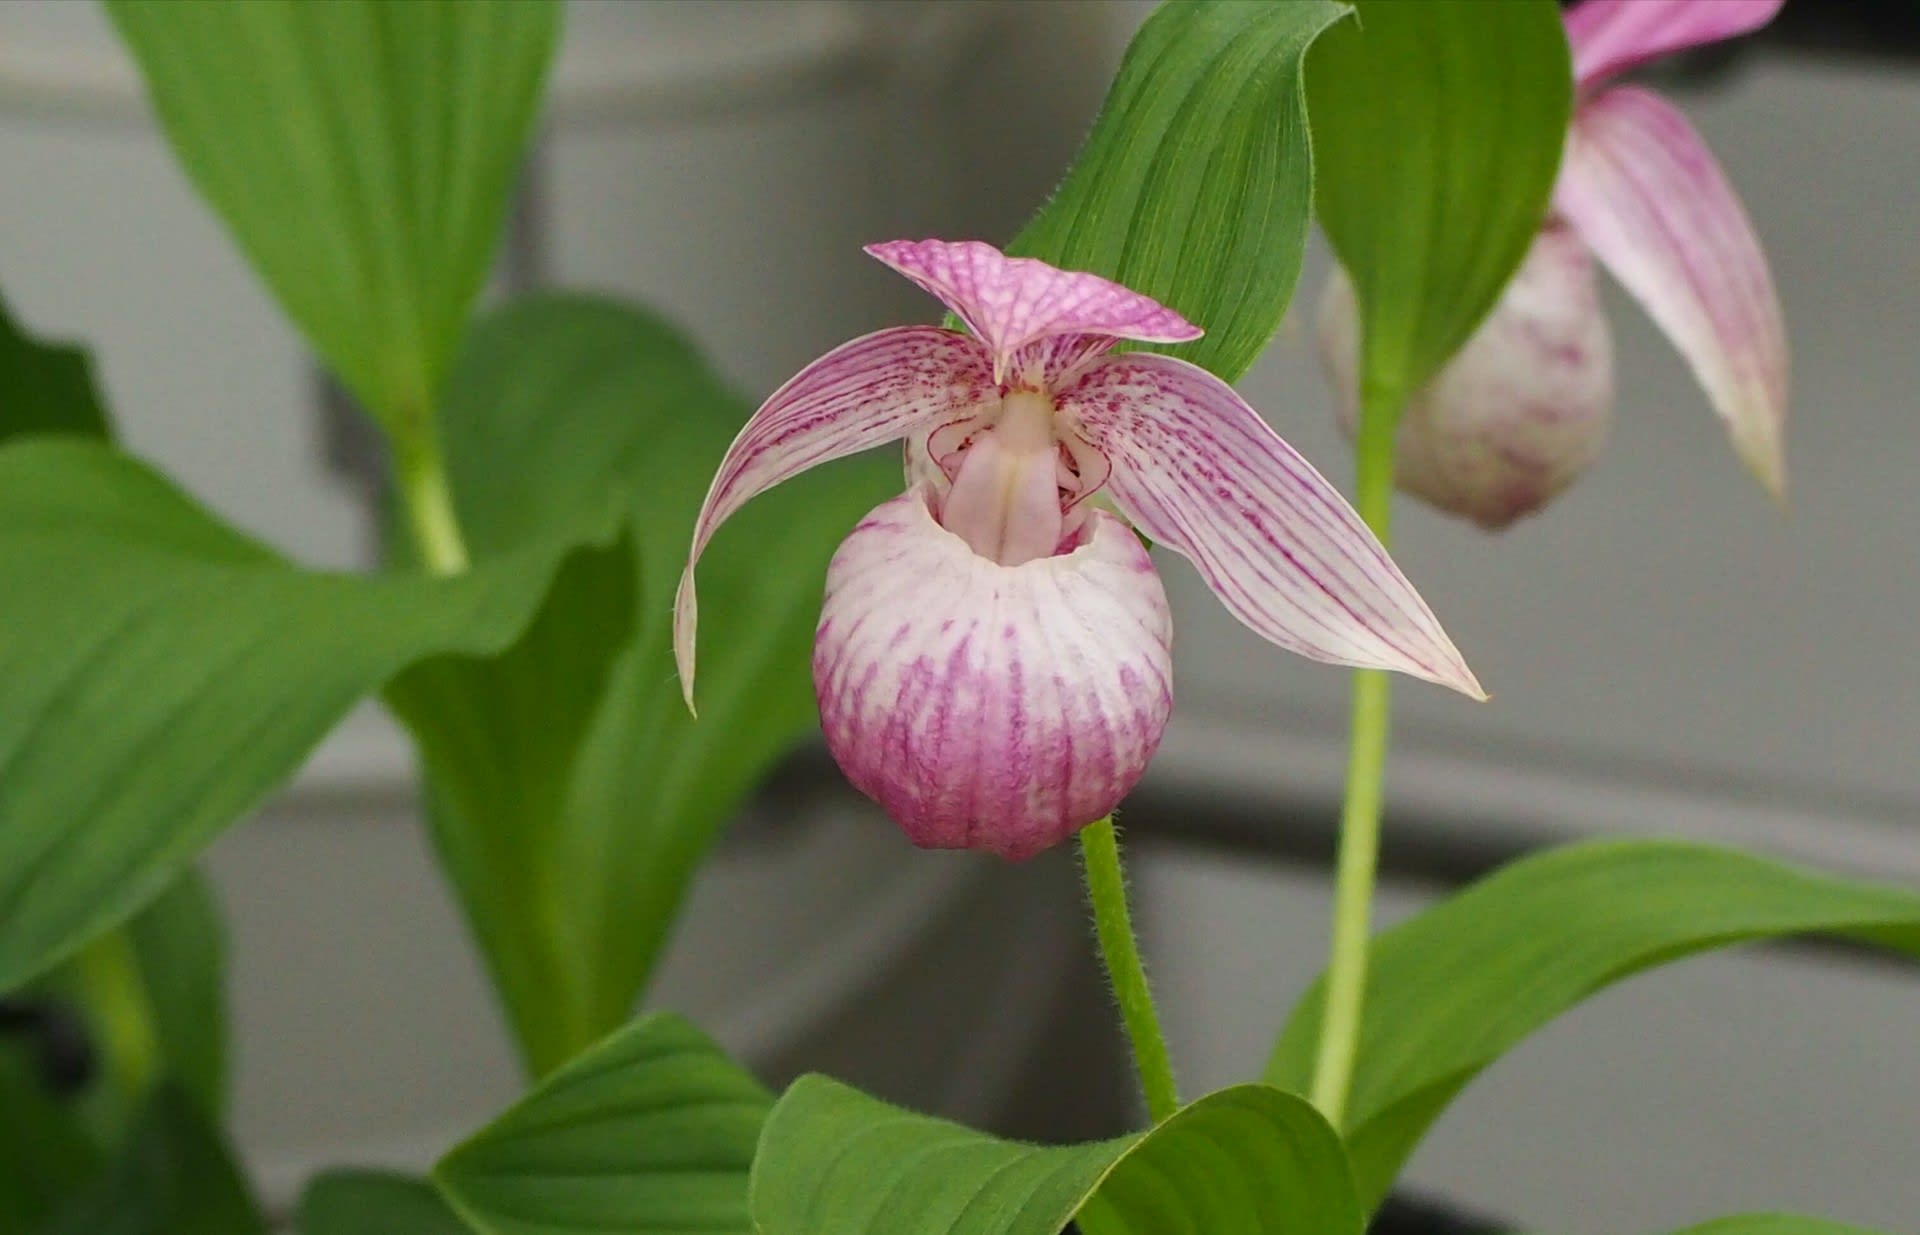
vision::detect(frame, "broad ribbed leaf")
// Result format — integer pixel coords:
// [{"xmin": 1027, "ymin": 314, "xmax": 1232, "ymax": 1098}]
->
[
  {"xmin": 107, "ymin": 0, "xmax": 559, "ymax": 427},
  {"xmin": 1010, "ymin": 0, "xmax": 1349, "ymax": 381},
  {"xmin": 297, "ymin": 1170, "xmax": 468, "ymax": 1235},
  {"xmin": 750, "ymin": 1078, "xmax": 1361, "ymax": 1235},
  {"xmin": 435, "ymin": 1014, "xmax": 771, "ymax": 1235},
  {"xmin": 2, "ymin": 299, "xmax": 229, "ymax": 1123},
  {"xmin": 0, "ymin": 440, "xmax": 579, "ymax": 991},
  {"xmin": 390, "ymin": 297, "xmax": 895, "ymax": 1074},
  {"xmin": 0, "ymin": 296, "xmax": 109, "ymax": 444},
  {"xmin": 1265, "ymin": 841, "xmax": 1920, "ymax": 1209},
  {"xmin": 1308, "ymin": 0, "xmax": 1572, "ymax": 414},
  {"xmin": 39, "ymin": 1086, "xmax": 265, "ymax": 1235}
]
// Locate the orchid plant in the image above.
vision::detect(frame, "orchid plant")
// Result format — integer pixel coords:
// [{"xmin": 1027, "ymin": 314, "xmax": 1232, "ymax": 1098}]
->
[{"xmin": 1, "ymin": 2, "xmax": 1917, "ymax": 1235}]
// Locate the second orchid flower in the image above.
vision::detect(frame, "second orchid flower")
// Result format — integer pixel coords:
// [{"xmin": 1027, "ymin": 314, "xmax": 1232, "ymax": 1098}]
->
[{"xmin": 1320, "ymin": 0, "xmax": 1789, "ymax": 529}]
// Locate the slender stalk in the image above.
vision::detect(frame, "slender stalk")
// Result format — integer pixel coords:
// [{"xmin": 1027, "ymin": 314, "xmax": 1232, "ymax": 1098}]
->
[
  {"xmin": 1308, "ymin": 381, "xmax": 1402, "ymax": 1128},
  {"xmin": 71, "ymin": 928, "xmax": 160, "ymax": 1102},
  {"xmin": 393, "ymin": 416, "xmax": 470, "ymax": 575},
  {"xmin": 1078, "ymin": 815, "xmax": 1180, "ymax": 1124}
]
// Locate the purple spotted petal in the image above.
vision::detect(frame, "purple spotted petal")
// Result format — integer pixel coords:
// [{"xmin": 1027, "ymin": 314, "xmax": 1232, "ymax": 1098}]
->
[
  {"xmin": 1317, "ymin": 224, "xmax": 1616, "ymax": 531},
  {"xmin": 865, "ymin": 239, "xmax": 1201, "ymax": 377},
  {"xmin": 675, "ymin": 326, "xmax": 993, "ymax": 707},
  {"xmin": 813, "ymin": 490, "xmax": 1173, "ymax": 860},
  {"xmin": 1565, "ymin": 0, "xmax": 1784, "ymax": 93},
  {"xmin": 1558, "ymin": 86, "xmax": 1788, "ymax": 496},
  {"xmin": 1059, "ymin": 354, "xmax": 1485, "ymax": 698}
]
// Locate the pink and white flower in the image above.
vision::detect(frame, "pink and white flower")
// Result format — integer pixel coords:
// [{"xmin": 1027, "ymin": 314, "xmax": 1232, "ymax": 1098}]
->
[
  {"xmin": 1319, "ymin": 0, "xmax": 1788, "ymax": 529},
  {"xmin": 677, "ymin": 240, "xmax": 1483, "ymax": 859}
]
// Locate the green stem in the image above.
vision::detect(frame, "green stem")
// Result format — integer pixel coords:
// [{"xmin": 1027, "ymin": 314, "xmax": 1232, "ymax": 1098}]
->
[
  {"xmin": 71, "ymin": 929, "xmax": 161, "ymax": 1102},
  {"xmin": 1308, "ymin": 381, "xmax": 1401, "ymax": 1128},
  {"xmin": 394, "ymin": 416, "xmax": 470, "ymax": 575},
  {"xmin": 1079, "ymin": 816, "xmax": 1180, "ymax": 1124}
]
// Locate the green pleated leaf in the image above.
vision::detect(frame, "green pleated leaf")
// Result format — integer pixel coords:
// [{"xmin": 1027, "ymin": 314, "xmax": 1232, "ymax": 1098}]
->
[
  {"xmin": 750, "ymin": 1077, "xmax": 1361, "ymax": 1235},
  {"xmin": 39, "ymin": 1086, "xmax": 266, "ymax": 1235},
  {"xmin": 0, "ymin": 296, "xmax": 110, "ymax": 444},
  {"xmin": 0, "ymin": 439, "xmax": 580, "ymax": 992},
  {"xmin": 1265, "ymin": 841, "xmax": 1920, "ymax": 1209},
  {"xmin": 1010, "ymin": 0, "xmax": 1349, "ymax": 381},
  {"xmin": 296, "ymin": 1170, "xmax": 469, "ymax": 1235},
  {"xmin": 390, "ymin": 297, "xmax": 895, "ymax": 1074},
  {"xmin": 107, "ymin": 0, "xmax": 559, "ymax": 427},
  {"xmin": 1307, "ymin": 0, "xmax": 1571, "ymax": 414},
  {"xmin": 435, "ymin": 1014, "xmax": 772, "ymax": 1235}
]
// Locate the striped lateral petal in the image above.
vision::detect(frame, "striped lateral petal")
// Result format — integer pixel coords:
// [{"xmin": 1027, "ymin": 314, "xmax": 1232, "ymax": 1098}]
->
[
  {"xmin": 1558, "ymin": 85, "xmax": 1788, "ymax": 497},
  {"xmin": 674, "ymin": 325, "xmax": 992, "ymax": 706},
  {"xmin": 812, "ymin": 492, "xmax": 1173, "ymax": 860},
  {"xmin": 1060, "ymin": 353, "xmax": 1485, "ymax": 698}
]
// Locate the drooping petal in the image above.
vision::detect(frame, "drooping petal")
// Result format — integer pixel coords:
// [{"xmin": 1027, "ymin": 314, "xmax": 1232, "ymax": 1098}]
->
[
  {"xmin": 865, "ymin": 239, "xmax": 1200, "ymax": 379},
  {"xmin": 1558, "ymin": 86, "xmax": 1788, "ymax": 496},
  {"xmin": 1317, "ymin": 225, "xmax": 1616, "ymax": 531},
  {"xmin": 813, "ymin": 490, "xmax": 1173, "ymax": 861},
  {"xmin": 675, "ymin": 326, "xmax": 993, "ymax": 707},
  {"xmin": 1059, "ymin": 354, "xmax": 1485, "ymax": 698},
  {"xmin": 1565, "ymin": 0, "xmax": 1784, "ymax": 94}
]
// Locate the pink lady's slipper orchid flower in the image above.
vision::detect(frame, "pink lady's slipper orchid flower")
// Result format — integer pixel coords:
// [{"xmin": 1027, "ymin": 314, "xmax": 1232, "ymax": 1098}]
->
[
  {"xmin": 677, "ymin": 240, "xmax": 1483, "ymax": 859},
  {"xmin": 1319, "ymin": 0, "xmax": 1788, "ymax": 530}
]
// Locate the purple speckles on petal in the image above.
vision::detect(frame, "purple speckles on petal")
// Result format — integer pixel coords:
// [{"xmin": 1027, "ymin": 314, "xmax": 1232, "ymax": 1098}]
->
[
  {"xmin": 1558, "ymin": 86, "xmax": 1787, "ymax": 497},
  {"xmin": 1060, "ymin": 352, "xmax": 1485, "ymax": 699},
  {"xmin": 813, "ymin": 489, "xmax": 1173, "ymax": 860},
  {"xmin": 674, "ymin": 325, "xmax": 993, "ymax": 708},
  {"xmin": 865, "ymin": 239, "xmax": 1201, "ymax": 379},
  {"xmin": 1318, "ymin": 225, "xmax": 1615, "ymax": 530}
]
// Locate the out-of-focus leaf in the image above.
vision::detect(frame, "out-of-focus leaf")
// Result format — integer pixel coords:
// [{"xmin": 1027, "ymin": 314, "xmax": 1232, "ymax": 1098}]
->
[
  {"xmin": 435, "ymin": 1014, "xmax": 770, "ymax": 1235},
  {"xmin": 750, "ymin": 1076, "xmax": 1361, "ymax": 1235},
  {"xmin": 34, "ymin": 871, "xmax": 228, "ymax": 1143},
  {"xmin": 0, "ymin": 296, "xmax": 110, "ymax": 444},
  {"xmin": 1266, "ymin": 841, "xmax": 1920, "ymax": 1209},
  {"xmin": 1308, "ymin": 0, "xmax": 1572, "ymax": 416},
  {"xmin": 1011, "ymin": 0, "xmax": 1349, "ymax": 381},
  {"xmin": 391, "ymin": 297, "xmax": 895, "ymax": 1074},
  {"xmin": 0, "ymin": 439, "xmax": 581, "ymax": 993},
  {"xmin": 39, "ymin": 1086, "xmax": 264, "ymax": 1235},
  {"xmin": 107, "ymin": 0, "xmax": 559, "ymax": 426},
  {"xmin": 119, "ymin": 871, "xmax": 225, "ymax": 1120},
  {"xmin": 296, "ymin": 1170, "xmax": 468, "ymax": 1235},
  {"xmin": 0, "ymin": 1048, "xmax": 99, "ymax": 1235}
]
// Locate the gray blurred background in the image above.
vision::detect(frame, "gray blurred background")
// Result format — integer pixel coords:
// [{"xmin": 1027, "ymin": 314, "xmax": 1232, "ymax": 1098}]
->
[{"xmin": 0, "ymin": 1, "xmax": 1916, "ymax": 1230}]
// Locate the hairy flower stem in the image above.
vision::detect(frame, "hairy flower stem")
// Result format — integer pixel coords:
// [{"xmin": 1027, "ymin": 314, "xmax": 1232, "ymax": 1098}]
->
[
  {"xmin": 1079, "ymin": 816, "xmax": 1180, "ymax": 1124},
  {"xmin": 1310, "ymin": 384, "xmax": 1401, "ymax": 1128},
  {"xmin": 394, "ymin": 413, "xmax": 471, "ymax": 575}
]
